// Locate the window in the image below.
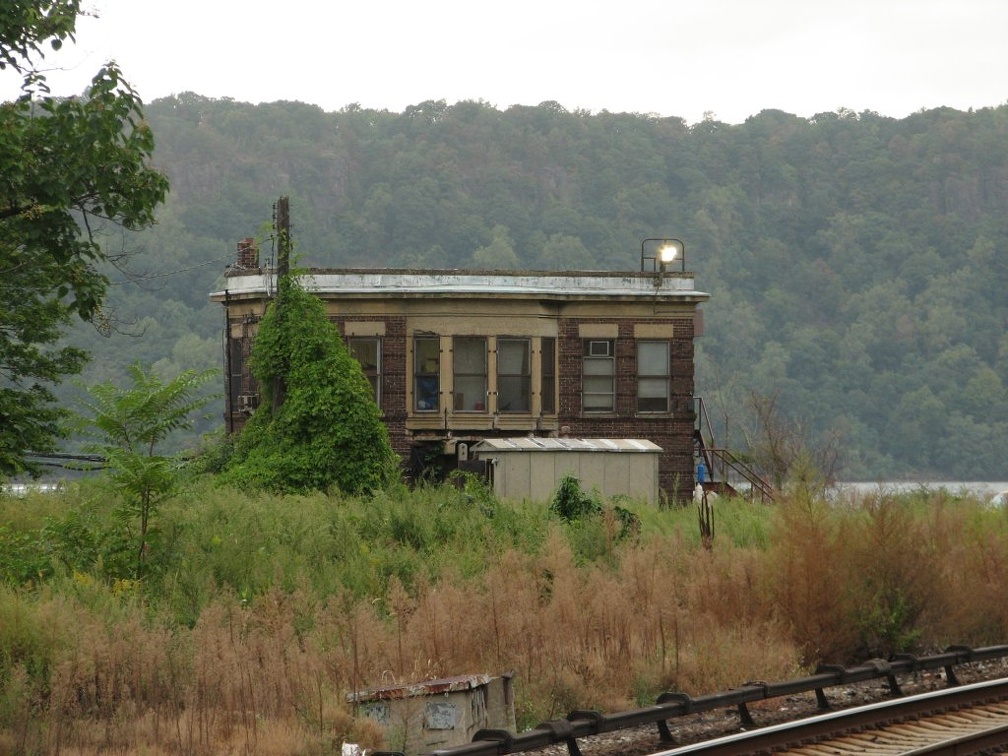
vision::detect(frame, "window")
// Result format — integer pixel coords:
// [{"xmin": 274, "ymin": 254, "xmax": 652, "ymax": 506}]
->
[
  {"xmin": 497, "ymin": 338, "xmax": 530, "ymax": 412},
  {"xmin": 348, "ymin": 337, "xmax": 381, "ymax": 404},
  {"xmin": 228, "ymin": 336, "xmax": 258, "ymax": 414},
  {"xmin": 228, "ymin": 337, "xmax": 245, "ymax": 410},
  {"xmin": 414, "ymin": 336, "xmax": 440, "ymax": 412},
  {"xmin": 540, "ymin": 337, "xmax": 556, "ymax": 414},
  {"xmin": 637, "ymin": 341, "xmax": 670, "ymax": 412},
  {"xmin": 453, "ymin": 337, "xmax": 487, "ymax": 411},
  {"xmin": 582, "ymin": 339, "xmax": 615, "ymax": 411}
]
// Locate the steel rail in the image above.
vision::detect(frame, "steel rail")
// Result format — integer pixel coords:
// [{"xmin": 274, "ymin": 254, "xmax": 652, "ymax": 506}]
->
[
  {"xmin": 648, "ymin": 677, "xmax": 1008, "ymax": 755},
  {"xmin": 383, "ymin": 644, "xmax": 1008, "ymax": 756}
]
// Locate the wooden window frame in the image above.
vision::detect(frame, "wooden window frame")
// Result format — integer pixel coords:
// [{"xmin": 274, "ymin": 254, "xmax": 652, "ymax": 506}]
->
[
  {"xmin": 637, "ymin": 340, "xmax": 671, "ymax": 413},
  {"xmin": 414, "ymin": 336, "xmax": 440, "ymax": 412},
  {"xmin": 453, "ymin": 336, "xmax": 487, "ymax": 412},
  {"xmin": 348, "ymin": 336, "xmax": 381, "ymax": 405},
  {"xmin": 582, "ymin": 338, "xmax": 615, "ymax": 412},
  {"xmin": 497, "ymin": 337, "xmax": 531, "ymax": 413}
]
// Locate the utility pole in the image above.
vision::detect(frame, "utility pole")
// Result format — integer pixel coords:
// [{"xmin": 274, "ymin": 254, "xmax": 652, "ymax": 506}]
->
[
  {"xmin": 276, "ymin": 195, "xmax": 290, "ymax": 279},
  {"xmin": 271, "ymin": 196, "xmax": 290, "ymax": 413}
]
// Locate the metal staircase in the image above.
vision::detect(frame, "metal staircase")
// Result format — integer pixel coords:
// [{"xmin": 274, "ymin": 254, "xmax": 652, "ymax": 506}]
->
[{"xmin": 694, "ymin": 397, "xmax": 776, "ymax": 503}]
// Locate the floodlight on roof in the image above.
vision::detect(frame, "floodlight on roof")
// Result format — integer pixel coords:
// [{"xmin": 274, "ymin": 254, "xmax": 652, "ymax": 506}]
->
[{"xmin": 641, "ymin": 238, "xmax": 686, "ymax": 273}]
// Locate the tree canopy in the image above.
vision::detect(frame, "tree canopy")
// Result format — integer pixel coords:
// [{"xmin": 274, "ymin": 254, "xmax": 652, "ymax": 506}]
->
[
  {"xmin": 0, "ymin": 0, "xmax": 79, "ymax": 77},
  {"xmin": 34, "ymin": 94, "xmax": 1008, "ymax": 481},
  {"xmin": 0, "ymin": 1, "xmax": 169, "ymax": 477}
]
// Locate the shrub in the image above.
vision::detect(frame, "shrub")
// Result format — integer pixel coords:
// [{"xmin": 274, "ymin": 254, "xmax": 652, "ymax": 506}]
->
[
  {"xmin": 549, "ymin": 475, "xmax": 602, "ymax": 522},
  {"xmin": 223, "ymin": 275, "xmax": 398, "ymax": 495}
]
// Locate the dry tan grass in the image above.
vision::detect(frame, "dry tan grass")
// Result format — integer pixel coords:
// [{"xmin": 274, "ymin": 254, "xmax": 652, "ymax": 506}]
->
[{"xmin": 4, "ymin": 491, "xmax": 1007, "ymax": 754}]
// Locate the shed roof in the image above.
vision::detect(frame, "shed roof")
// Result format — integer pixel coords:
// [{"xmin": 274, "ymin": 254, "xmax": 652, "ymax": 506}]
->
[
  {"xmin": 471, "ymin": 437, "xmax": 662, "ymax": 453},
  {"xmin": 347, "ymin": 673, "xmax": 494, "ymax": 703}
]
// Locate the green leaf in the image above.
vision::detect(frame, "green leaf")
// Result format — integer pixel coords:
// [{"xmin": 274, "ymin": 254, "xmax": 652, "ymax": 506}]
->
[{"xmin": 0, "ymin": 12, "xmax": 168, "ymax": 476}]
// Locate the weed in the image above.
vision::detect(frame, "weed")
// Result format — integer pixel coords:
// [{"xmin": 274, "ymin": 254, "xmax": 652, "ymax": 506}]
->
[
  {"xmin": 549, "ymin": 475, "xmax": 602, "ymax": 522},
  {"xmin": 0, "ymin": 481, "xmax": 1005, "ymax": 752}
]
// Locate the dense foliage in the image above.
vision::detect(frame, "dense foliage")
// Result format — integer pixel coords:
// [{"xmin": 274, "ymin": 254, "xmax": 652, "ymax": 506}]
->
[
  {"xmin": 0, "ymin": 1, "xmax": 169, "ymax": 477},
  {"xmin": 55, "ymin": 95, "xmax": 1008, "ymax": 480},
  {"xmin": 222, "ymin": 274, "xmax": 398, "ymax": 494}
]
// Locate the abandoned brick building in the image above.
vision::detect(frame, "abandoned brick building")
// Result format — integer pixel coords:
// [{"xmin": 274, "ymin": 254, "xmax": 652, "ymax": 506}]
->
[{"xmin": 211, "ymin": 238, "xmax": 710, "ymax": 502}]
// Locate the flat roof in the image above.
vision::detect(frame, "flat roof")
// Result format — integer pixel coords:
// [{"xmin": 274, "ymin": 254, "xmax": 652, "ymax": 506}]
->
[
  {"xmin": 211, "ymin": 268, "xmax": 709, "ymax": 302},
  {"xmin": 471, "ymin": 438, "xmax": 663, "ymax": 453},
  {"xmin": 347, "ymin": 673, "xmax": 494, "ymax": 703}
]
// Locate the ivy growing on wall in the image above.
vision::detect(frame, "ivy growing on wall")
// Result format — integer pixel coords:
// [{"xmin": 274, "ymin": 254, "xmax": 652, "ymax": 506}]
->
[{"xmin": 223, "ymin": 274, "xmax": 399, "ymax": 495}]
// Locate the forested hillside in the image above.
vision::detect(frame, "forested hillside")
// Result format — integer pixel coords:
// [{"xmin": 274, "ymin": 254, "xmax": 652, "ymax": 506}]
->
[{"xmin": 68, "ymin": 95, "xmax": 1008, "ymax": 480}]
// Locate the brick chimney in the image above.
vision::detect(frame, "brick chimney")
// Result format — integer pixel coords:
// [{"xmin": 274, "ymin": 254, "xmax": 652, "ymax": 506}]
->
[{"xmin": 236, "ymin": 237, "xmax": 258, "ymax": 268}]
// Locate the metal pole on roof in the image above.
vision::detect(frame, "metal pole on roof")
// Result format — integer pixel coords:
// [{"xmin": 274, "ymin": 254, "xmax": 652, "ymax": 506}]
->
[
  {"xmin": 276, "ymin": 196, "xmax": 290, "ymax": 279},
  {"xmin": 271, "ymin": 196, "xmax": 291, "ymax": 413}
]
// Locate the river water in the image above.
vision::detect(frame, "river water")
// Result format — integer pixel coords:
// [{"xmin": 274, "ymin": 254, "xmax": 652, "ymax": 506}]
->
[
  {"xmin": 834, "ymin": 480, "xmax": 1008, "ymax": 503},
  {"xmin": 7, "ymin": 481, "xmax": 1008, "ymax": 504}
]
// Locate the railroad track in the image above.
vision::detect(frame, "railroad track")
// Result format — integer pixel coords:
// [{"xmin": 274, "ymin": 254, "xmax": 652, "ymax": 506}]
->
[
  {"xmin": 408, "ymin": 647, "xmax": 1008, "ymax": 756},
  {"xmin": 651, "ymin": 677, "xmax": 1008, "ymax": 755}
]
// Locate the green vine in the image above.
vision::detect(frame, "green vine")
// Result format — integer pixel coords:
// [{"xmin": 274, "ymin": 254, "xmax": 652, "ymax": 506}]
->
[{"xmin": 222, "ymin": 274, "xmax": 399, "ymax": 495}]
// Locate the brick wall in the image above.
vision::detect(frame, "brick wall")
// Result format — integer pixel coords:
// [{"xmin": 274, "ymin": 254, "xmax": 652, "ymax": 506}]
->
[
  {"xmin": 236, "ymin": 238, "xmax": 258, "ymax": 268},
  {"xmin": 227, "ymin": 311, "xmax": 700, "ymax": 503},
  {"xmin": 554, "ymin": 316, "xmax": 697, "ymax": 503}
]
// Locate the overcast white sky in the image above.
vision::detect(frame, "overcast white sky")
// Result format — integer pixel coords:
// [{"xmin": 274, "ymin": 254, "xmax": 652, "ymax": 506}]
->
[{"xmin": 6, "ymin": 0, "xmax": 1007, "ymax": 124}]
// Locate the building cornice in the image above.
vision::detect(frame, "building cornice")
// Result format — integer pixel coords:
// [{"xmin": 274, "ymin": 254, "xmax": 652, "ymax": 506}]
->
[{"xmin": 210, "ymin": 268, "xmax": 711, "ymax": 304}]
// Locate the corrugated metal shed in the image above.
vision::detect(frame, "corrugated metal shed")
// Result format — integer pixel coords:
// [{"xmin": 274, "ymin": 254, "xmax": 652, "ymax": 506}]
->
[
  {"xmin": 471, "ymin": 437, "xmax": 662, "ymax": 504},
  {"xmin": 473, "ymin": 437, "xmax": 661, "ymax": 453}
]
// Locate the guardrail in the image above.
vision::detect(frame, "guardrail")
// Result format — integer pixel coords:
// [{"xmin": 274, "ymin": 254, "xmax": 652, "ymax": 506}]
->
[{"xmin": 371, "ymin": 644, "xmax": 1008, "ymax": 756}]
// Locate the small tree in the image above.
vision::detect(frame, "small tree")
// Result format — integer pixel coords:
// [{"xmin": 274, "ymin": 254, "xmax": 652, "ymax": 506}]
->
[
  {"xmin": 742, "ymin": 389, "xmax": 843, "ymax": 494},
  {"xmin": 77, "ymin": 363, "xmax": 216, "ymax": 577},
  {"xmin": 223, "ymin": 274, "xmax": 399, "ymax": 495},
  {"xmin": 1, "ymin": 5, "xmax": 169, "ymax": 477}
]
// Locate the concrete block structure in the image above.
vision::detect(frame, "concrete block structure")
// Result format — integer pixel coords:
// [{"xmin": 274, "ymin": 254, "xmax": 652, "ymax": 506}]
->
[{"xmin": 347, "ymin": 673, "xmax": 515, "ymax": 755}]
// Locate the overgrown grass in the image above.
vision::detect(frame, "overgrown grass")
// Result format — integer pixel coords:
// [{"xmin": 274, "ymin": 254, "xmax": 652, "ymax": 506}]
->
[{"xmin": 1, "ymin": 479, "xmax": 1007, "ymax": 754}]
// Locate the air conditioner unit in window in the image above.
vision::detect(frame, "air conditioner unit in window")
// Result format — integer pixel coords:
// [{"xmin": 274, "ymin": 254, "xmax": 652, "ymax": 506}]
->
[
  {"xmin": 237, "ymin": 394, "xmax": 259, "ymax": 412},
  {"xmin": 589, "ymin": 340, "xmax": 612, "ymax": 357}
]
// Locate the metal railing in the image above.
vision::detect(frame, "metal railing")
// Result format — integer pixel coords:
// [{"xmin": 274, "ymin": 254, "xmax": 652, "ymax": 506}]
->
[
  {"xmin": 702, "ymin": 447, "xmax": 775, "ymax": 504},
  {"xmin": 693, "ymin": 397, "xmax": 775, "ymax": 503},
  {"xmin": 372, "ymin": 644, "xmax": 1008, "ymax": 756}
]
